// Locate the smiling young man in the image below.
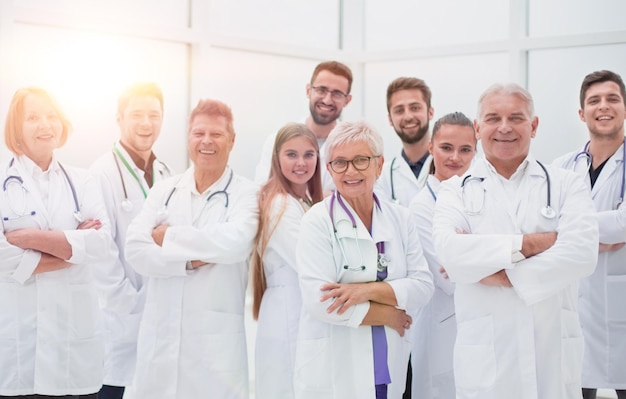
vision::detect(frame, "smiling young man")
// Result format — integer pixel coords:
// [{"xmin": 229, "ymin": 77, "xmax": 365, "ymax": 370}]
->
[
  {"xmin": 432, "ymin": 83, "xmax": 598, "ymax": 399},
  {"xmin": 375, "ymin": 77, "xmax": 435, "ymax": 207},
  {"xmin": 89, "ymin": 82, "xmax": 173, "ymax": 399},
  {"xmin": 553, "ymin": 70, "xmax": 626, "ymax": 399},
  {"xmin": 255, "ymin": 61, "xmax": 353, "ymax": 190}
]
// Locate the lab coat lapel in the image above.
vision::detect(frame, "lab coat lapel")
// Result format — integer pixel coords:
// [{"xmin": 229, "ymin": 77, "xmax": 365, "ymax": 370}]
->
[
  {"xmin": 11, "ymin": 157, "xmax": 51, "ymax": 229},
  {"xmin": 590, "ymin": 142, "xmax": 624, "ymax": 200}
]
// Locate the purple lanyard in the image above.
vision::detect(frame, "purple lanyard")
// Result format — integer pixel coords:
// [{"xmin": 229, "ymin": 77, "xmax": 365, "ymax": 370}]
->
[{"xmin": 328, "ymin": 191, "xmax": 390, "ymax": 385}]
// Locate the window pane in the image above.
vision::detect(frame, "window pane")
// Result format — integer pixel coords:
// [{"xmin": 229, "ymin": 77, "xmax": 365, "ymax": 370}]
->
[
  {"xmin": 529, "ymin": 0, "xmax": 626, "ymax": 36},
  {"xmin": 528, "ymin": 44, "xmax": 626, "ymax": 162},
  {"xmin": 365, "ymin": 0, "xmax": 509, "ymax": 50}
]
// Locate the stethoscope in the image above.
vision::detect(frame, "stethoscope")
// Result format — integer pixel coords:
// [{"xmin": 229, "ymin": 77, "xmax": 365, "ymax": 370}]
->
[
  {"xmin": 461, "ymin": 160, "xmax": 556, "ymax": 219},
  {"xmin": 157, "ymin": 169, "xmax": 233, "ymax": 221},
  {"xmin": 573, "ymin": 139, "xmax": 625, "ymax": 209},
  {"xmin": 112, "ymin": 144, "xmax": 169, "ymax": 213},
  {"xmin": 329, "ymin": 191, "xmax": 389, "ymax": 273},
  {"xmin": 2, "ymin": 158, "xmax": 83, "ymax": 223},
  {"xmin": 389, "ymin": 155, "xmax": 430, "ymax": 204},
  {"xmin": 426, "ymin": 180, "xmax": 437, "ymax": 201}
]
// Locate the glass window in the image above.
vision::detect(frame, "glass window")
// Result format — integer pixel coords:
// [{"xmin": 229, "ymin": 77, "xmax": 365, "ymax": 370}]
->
[
  {"xmin": 529, "ymin": 0, "xmax": 626, "ymax": 37},
  {"xmin": 528, "ymin": 44, "xmax": 626, "ymax": 162},
  {"xmin": 364, "ymin": 0, "xmax": 509, "ymax": 51}
]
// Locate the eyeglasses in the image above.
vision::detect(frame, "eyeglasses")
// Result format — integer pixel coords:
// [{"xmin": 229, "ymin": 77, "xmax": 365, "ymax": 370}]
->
[
  {"xmin": 328, "ymin": 156, "xmax": 379, "ymax": 173},
  {"xmin": 310, "ymin": 85, "xmax": 348, "ymax": 101}
]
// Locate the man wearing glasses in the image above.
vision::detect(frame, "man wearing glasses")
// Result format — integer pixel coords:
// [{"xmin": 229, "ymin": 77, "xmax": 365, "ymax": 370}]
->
[{"xmin": 255, "ymin": 61, "xmax": 353, "ymax": 191}]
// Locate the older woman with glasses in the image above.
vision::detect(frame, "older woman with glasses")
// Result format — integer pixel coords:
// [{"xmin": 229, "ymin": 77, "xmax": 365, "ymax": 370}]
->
[{"xmin": 294, "ymin": 121, "xmax": 434, "ymax": 399}]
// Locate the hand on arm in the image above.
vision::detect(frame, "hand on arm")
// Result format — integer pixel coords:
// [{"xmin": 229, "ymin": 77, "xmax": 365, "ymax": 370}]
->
[
  {"xmin": 320, "ymin": 281, "xmax": 398, "ymax": 315},
  {"xmin": 362, "ymin": 302, "xmax": 412, "ymax": 337},
  {"xmin": 151, "ymin": 224, "xmax": 169, "ymax": 247},
  {"xmin": 599, "ymin": 242, "xmax": 626, "ymax": 252},
  {"xmin": 521, "ymin": 232, "xmax": 557, "ymax": 258},
  {"xmin": 34, "ymin": 253, "xmax": 71, "ymax": 274},
  {"xmin": 479, "ymin": 269, "xmax": 512, "ymax": 287}
]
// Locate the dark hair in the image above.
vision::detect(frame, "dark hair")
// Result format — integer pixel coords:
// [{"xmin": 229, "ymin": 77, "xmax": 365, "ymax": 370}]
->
[
  {"xmin": 310, "ymin": 61, "xmax": 353, "ymax": 94},
  {"xmin": 386, "ymin": 77, "xmax": 432, "ymax": 112},
  {"xmin": 429, "ymin": 112, "xmax": 476, "ymax": 174},
  {"xmin": 117, "ymin": 82, "xmax": 164, "ymax": 115},
  {"xmin": 432, "ymin": 112, "xmax": 474, "ymax": 141},
  {"xmin": 579, "ymin": 70, "xmax": 626, "ymax": 108}
]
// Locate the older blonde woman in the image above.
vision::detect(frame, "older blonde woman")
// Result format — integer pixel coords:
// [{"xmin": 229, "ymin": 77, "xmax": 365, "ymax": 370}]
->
[{"xmin": 294, "ymin": 121, "xmax": 434, "ymax": 399}]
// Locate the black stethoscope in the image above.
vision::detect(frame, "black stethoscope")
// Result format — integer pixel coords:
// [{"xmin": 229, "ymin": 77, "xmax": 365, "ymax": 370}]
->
[
  {"xmin": 157, "ymin": 169, "xmax": 233, "ymax": 221},
  {"xmin": 461, "ymin": 160, "xmax": 556, "ymax": 219},
  {"xmin": 2, "ymin": 158, "xmax": 82, "ymax": 222},
  {"xmin": 389, "ymin": 155, "xmax": 430, "ymax": 204},
  {"xmin": 573, "ymin": 139, "xmax": 625, "ymax": 209},
  {"xmin": 329, "ymin": 191, "xmax": 389, "ymax": 273}
]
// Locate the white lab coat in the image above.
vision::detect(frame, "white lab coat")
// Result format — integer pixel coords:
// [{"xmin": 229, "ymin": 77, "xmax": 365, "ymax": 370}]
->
[
  {"xmin": 255, "ymin": 194, "xmax": 306, "ymax": 399},
  {"xmin": 408, "ymin": 175, "xmax": 456, "ymax": 399},
  {"xmin": 375, "ymin": 152, "xmax": 432, "ymax": 206},
  {"xmin": 124, "ymin": 166, "xmax": 258, "ymax": 399},
  {"xmin": 0, "ymin": 155, "xmax": 111, "ymax": 396},
  {"xmin": 89, "ymin": 142, "xmax": 173, "ymax": 386},
  {"xmin": 295, "ymin": 194, "xmax": 434, "ymax": 399},
  {"xmin": 553, "ymin": 141, "xmax": 626, "ymax": 389},
  {"xmin": 433, "ymin": 155, "xmax": 599, "ymax": 399},
  {"xmin": 254, "ymin": 128, "xmax": 335, "ymax": 191}
]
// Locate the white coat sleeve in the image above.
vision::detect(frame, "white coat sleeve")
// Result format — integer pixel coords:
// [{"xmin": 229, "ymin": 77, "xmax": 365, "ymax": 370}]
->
[
  {"xmin": 506, "ymin": 172, "xmax": 599, "ymax": 305},
  {"xmin": 410, "ymin": 192, "xmax": 454, "ymax": 296},
  {"xmin": 432, "ymin": 177, "xmax": 517, "ymax": 284},
  {"xmin": 89, "ymin": 169, "xmax": 139, "ymax": 314},
  {"xmin": 596, "ymin": 206, "xmax": 626, "ymax": 244},
  {"xmin": 125, "ymin": 182, "xmax": 184, "ymax": 278},
  {"xmin": 384, "ymin": 211, "xmax": 434, "ymax": 316},
  {"xmin": 296, "ymin": 208, "xmax": 370, "ymax": 328},
  {"xmin": 63, "ymin": 173, "xmax": 113, "ymax": 265},
  {"xmin": 161, "ymin": 182, "xmax": 258, "ymax": 265}
]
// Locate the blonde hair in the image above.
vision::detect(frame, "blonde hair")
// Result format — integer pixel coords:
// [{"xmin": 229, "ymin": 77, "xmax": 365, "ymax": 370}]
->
[
  {"xmin": 4, "ymin": 87, "xmax": 72, "ymax": 154},
  {"xmin": 251, "ymin": 123, "xmax": 323, "ymax": 319}
]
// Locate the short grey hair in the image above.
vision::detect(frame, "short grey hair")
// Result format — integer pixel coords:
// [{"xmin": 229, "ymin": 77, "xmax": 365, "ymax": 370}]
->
[
  {"xmin": 477, "ymin": 83, "xmax": 535, "ymax": 119},
  {"xmin": 325, "ymin": 121, "xmax": 384, "ymax": 162}
]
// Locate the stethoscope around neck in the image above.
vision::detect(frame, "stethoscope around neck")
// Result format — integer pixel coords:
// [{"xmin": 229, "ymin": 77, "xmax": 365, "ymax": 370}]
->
[
  {"xmin": 112, "ymin": 145, "xmax": 149, "ymax": 212},
  {"xmin": 573, "ymin": 139, "xmax": 626, "ymax": 209},
  {"xmin": 329, "ymin": 191, "xmax": 388, "ymax": 273},
  {"xmin": 157, "ymin": 169, "xmax": 234, "ymax": 221},
  {"xmin": 461, "ymin": 160, "xmax": 556, "ymax": 219},
  {"xmin": 3, "ymin": 158, "xmax": 83, "ymax": 223}
]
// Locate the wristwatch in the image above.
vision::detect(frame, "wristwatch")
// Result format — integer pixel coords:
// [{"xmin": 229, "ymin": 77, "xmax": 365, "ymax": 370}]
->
[{"xmin": 185, "ymin": 260, "xmax": 194, "ymax": 270}]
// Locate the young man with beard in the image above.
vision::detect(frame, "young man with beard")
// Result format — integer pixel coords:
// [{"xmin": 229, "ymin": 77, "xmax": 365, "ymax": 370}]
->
[
  {"xmin": 255, "ymin": 61, "xmax": 352, "ymax": 190},
  {"xmin": 553, "ymin": 70, "xmax": 626, "ymax": 399},
  {"xmin": 375, "ymin": 77, "xmax": 435, "ymax": 206}
]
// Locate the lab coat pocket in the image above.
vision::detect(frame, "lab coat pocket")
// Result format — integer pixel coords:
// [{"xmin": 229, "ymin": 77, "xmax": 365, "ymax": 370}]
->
[
  {"xmin": 454, "ymin": 315, "xmax": 496, "ymax": 391},
  {"xmin": 561, "ymin": 309, "xmax": 583, "ymax": 385},
  {"xmin": 294, "ymin": 338, "xmax": 332, "ymax": 393}
]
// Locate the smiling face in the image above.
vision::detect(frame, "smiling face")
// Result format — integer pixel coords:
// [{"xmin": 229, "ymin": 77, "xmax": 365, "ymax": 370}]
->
[
  {"xmin": 278, "ymin": 136, "xmax": 317, "ymax": 195},
  {"xmin": 20, "ymin": 94, "xmax": 64, "ymax": 169},
  {"xmin": 430, "ymin": 124, "xmax": 476, "ymax": 181},
  {"xmin": 117, "ymin": 95, "xmax": 163, "ymax": 157},
  {"xmin": 327, "ymin": 140, "xmax": 383, "ymax": 204},
  {"xmin": 306, "ymin": 70, "xmax": 352, "ymax": 127},
  {"xmin": 579, "ymin": 81, "xmax": 626, "ymax": 140},
  {"xmin": 188, "ymin": 114, "xmax": 235, "ymax": 176},
  {"xmin": 475, "ymin": 92, "xmax": 538, "ymax": 177},
  {"xmin": 388, "ymin": 88, "xmax": 434, "ymax": 144}
]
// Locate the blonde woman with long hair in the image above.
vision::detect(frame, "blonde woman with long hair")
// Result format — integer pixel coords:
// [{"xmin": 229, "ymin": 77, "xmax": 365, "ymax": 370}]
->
[{"xmin": 252, "ymin": 123, "xmax": 323, "ymax": 399}]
